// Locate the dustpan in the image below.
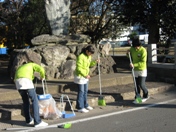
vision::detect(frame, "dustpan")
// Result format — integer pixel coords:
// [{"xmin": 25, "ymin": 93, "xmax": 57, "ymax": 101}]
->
[
  {"xmin": 128, "ymin": 52, "xmax": 142, "ymax": 103},
  {"xmin": 97, "ymin": 53, "xmax": 106, "ymax": 106},
  {"xmin": 60, "ymin": 94, "xmax": 76, "ymax": 118},
  {"xmin": 38, "ymin": 79, "xmax": 52, "ymax": 100}
]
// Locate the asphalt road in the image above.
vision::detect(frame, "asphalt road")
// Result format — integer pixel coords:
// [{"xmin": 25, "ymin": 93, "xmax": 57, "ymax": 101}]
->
[{"xmin": 10, "ymin": 89, "xmax": 176, "ymax": 132}]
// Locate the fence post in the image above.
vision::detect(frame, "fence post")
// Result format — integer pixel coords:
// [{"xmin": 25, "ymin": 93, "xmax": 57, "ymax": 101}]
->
[
  {"xmin": 174, "ymin": 45, "xmax": 176, "ymax": 68},
  {"xmin": 148, "ymin": 44, "xmax": 157, "ymax": 65}
]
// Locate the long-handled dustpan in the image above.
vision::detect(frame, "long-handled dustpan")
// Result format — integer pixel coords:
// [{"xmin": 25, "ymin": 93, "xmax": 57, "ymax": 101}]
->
[
  {"xmin": 97, "ymin": 54, "xmax": 106, "ymax": 106},
  {"xmin": 37, "ymin": 79, "xmax": 52, "ymax": 100},
  {"xmin": 60, "ymin": 94, "xmax": 76, "ymax": 118},
  {"xmin": 128, "ymin": 52, "xmax": 142, "ymax": 103}
]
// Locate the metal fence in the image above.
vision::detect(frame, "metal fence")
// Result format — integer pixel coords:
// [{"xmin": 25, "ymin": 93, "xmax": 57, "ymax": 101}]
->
[
  {"xmin": 148, "ymin": 44, "xmax": 176, "ymax": 69},
  {"xmin": 109, "ymin": 44, "xmax": 176, "ymax": 69}
]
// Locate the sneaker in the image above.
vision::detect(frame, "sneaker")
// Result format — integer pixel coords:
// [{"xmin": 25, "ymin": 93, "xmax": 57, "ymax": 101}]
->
[
  {"xmin": 142, "ymin": 96, "xmax": 150, "ymax": 102},
  {"xmin": 78, "ymin": 108, "xmax": 89, "ymax": 113},
  {"xmin": 86, "ymin": 106, "xmax": 93, "ymax": 110},
  {"xmin": 133, "ymin": 100, "xmax": 138, "ymax": 104},
  {"xmin": 132, "ymin": 99, "xmax": 142, "ymax": 104},
  {"xmin": 34, "ymin": 121, "xmax": 48, "ymax": 127},
  {"xmin": 26, "ymin": 119, "xmax": 34, "ymax": 125}
]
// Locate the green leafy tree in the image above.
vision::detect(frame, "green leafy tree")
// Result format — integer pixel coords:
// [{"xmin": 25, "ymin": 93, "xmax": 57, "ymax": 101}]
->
[
  {"xmin": 0, "ymin": 0, "xmax": 50, "ymax": 48},
  {"xmin": 70, "ymin": 0, "xmax": 127, "ymax": 44},
  {"xmin": 116, "ymin": 0, "xmax": 176, "ymax": 44},
  {"xmin": 160, "ymin": 1, "xmax": 176, "ymax": 38}
]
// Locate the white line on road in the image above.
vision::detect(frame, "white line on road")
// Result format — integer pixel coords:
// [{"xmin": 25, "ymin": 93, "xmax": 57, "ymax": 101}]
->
[{"xmin": 14, "ymin": 99, "xmax": 176, "ymax": 132}]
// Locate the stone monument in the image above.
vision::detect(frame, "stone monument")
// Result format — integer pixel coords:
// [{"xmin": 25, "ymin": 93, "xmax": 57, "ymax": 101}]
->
[
  {"xmin": 8, "ymin": 0, "xmax": 116, "ymax": 80},
  {"xmin": 45, "ymin": 0, "xmax": 70, "ymax": 35}
]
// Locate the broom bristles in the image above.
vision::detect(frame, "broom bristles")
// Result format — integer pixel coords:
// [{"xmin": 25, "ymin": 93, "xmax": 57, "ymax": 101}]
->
[
  {"xmin": 98, "ymin": 99, "xmax": 106, "ymax": 106},
  {"xmin": 135, "ymin": 97, "xmax": 142, "ymax": 103}
]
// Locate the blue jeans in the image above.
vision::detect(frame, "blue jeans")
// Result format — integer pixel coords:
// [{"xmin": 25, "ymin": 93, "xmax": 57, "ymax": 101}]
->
[
  {"xmin": 135, "ymin": 76, "xmax": 148, "ymax": 98},
  {"xmin": 76, "ymin": 83, "xmax": 89, "ymax": 109},
  {"xmin": 18, "ymin": 89, "xmax": 41, "ymax": 125}
]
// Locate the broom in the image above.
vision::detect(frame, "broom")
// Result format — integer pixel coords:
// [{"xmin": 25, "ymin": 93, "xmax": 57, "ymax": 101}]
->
[
  {"xmin": 128, "ymin": 52, "xmax": 142, "ymax": 104},
  {"xmin": 98, "ymin": 53, "xmax": 106, "ymax": 106}
]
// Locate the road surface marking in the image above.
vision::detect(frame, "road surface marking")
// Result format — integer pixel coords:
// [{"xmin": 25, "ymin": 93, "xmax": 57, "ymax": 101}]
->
[{"xmin": 15, "ymin": 99, "xmax": 176, "ymax": 132}]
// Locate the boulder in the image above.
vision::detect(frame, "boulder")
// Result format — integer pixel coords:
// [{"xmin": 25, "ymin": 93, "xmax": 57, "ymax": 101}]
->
[{"xmin": 9, "ymin": 35, "xmax": 115, "ymax": 80}]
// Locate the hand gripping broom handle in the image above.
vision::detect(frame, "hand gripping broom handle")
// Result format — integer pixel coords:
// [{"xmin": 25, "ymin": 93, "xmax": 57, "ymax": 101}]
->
[
  {"xmin": 128, "ymin": 52, "xmax": 138, "ymax": 95},
  {"xmin": 98, "ymin": 54, "xmax": 102, "ymax": 95}
]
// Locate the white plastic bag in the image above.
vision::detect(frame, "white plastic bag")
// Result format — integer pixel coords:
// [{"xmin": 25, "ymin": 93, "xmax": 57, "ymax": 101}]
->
[{"xmin": 38, "ymin": 97, "xmax": 62, "ymax": 119}]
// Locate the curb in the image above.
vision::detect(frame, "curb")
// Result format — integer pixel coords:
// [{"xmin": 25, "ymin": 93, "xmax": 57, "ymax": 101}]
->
[
  {"xmin": 0, "ymin": 73, "xmax": 133, "ymax": 102},
  {"xmin": 121, "ymin": 84, "xmax": 175, "ymax": 100},
  {"xmin": 1, "ymin": 84, "xmax": 174, "ymax": 120}
]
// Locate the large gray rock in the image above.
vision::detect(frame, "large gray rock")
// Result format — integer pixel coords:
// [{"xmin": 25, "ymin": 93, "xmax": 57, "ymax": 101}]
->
[
  {"xmin": 60, "ymin": 60, "xmax": 76, "ymax": 79},
  {"xmin": 100, "ymin": 43, "xmax": 112, "ymax": 56},
  {"xmin": 9, "ymin": 49, "xmax": 42, "ymax": 79},
  {"xmin": 31, "ymin": 34, "xmax": 91, "ymax": 46},
  {"xmin": 31, "ymin": 34, "xmax": 59, "ymax": 45},
  {"xmin": 9, "ymin": 43, "xmax": 115, "ymax": 80},
  {"xmin": 37, "ymin": 45, "xmax": 70, "ymax": 66}
]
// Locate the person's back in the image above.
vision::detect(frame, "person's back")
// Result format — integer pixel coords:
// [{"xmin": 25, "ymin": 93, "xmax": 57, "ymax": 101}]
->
[{"xmin": 15, "ymin": 62, "xmax": 45, "ymax": 81}]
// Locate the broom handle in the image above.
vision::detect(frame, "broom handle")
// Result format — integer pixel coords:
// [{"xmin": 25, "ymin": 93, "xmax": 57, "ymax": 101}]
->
[
  {"xmin": 128, "ymin": 52, "xmax": 138, "ymax": 95},
  {"xmin": 98, "ymin": 54, "xmax": 102, "ymax": 95}
]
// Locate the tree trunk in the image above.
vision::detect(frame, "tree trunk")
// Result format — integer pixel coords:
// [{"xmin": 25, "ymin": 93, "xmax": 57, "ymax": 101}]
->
[
  {"xmin": 148, "ymin": 0, "xmax": 160, "ymax": 44},
  {"xmin": 148, "ymin": 22, "xmax": 159, "ymax": 44}
]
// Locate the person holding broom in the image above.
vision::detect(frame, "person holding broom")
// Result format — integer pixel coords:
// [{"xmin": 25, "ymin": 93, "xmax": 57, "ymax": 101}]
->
[
  {"xmin": 74, "ymin": 45, "xmax": 99, "ymax": 113},
  {"xmin": 14, "ymin": 62, "xmax": 48, "ymax": 127},
  {"xmin": 127, "ymin": 37, "xmax": 149, "ymax": 104}
]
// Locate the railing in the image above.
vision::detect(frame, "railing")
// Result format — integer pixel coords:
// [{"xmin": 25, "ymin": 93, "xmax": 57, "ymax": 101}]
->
[
  {"xmin": 109, "ymin": 44, "xmax": 176, "ymax": 69},
  {"xmin": 109, "ymin": 47, "xmax": 129, "ymax": 56},
  {"xmin": 148, "ymin": 44, "xmax": 176, "ymax": 69}
]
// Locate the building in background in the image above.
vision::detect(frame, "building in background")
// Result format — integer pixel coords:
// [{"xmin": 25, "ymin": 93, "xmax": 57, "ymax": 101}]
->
[{"xmin": 100, "ymin": 24, "xmax": 149, "ymax": 47}]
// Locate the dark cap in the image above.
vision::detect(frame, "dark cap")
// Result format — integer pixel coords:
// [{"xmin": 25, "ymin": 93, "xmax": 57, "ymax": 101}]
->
[{"xmin": 132, "ymin": 37, "xmax": 141, "ymax": 47}]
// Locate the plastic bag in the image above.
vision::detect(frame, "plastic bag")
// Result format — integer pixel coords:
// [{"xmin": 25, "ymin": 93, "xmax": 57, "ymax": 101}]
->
[{"xmin": 38, "ymin": 97, "xmax": 62, "ymax": 119}]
